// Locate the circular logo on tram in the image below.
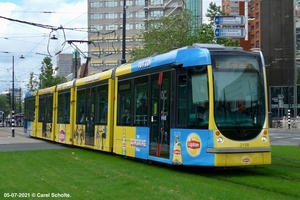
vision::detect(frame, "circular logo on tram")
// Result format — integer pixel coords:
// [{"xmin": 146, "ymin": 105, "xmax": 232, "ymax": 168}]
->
[
  {"xmin": 59, "ymin": 129, "xmax": 65, "ymax": 143},
  {"xmin": 242, "ymin": 155, "xmax": 251, "ymax": 165},
  {"xmin": 186, "ymin": 133, "xmax": 201, "ymax": 157}
]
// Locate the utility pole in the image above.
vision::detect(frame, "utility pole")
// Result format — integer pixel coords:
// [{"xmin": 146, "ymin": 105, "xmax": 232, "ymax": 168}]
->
[
  {"xmin": 12, "ymin": 56, "xmax": 15, "ymax": 137},
  {"xmin": 121, "ymin": 0, "xmax": 126, "ymax": 64}
]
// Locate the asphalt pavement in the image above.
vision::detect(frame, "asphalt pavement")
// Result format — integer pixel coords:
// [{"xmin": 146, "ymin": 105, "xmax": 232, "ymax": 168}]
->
[{"xmin": 0, "ymin": 126, "xmax": 68, "ymax": 152}]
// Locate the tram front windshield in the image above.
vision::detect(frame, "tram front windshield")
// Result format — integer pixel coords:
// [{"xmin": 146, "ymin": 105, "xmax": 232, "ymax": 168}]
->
[{"xmin": 212, "ymin": 54, "xmax": 266, "ymax": 140}]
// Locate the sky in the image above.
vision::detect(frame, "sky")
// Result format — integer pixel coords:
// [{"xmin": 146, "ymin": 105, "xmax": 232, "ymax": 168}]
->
[
  {"xmin": 0, "ymin": 0, "xmax": 220, "ymax": 95},
  {"xmin": 0, "ymin": 0, "xmax": 88, "ymax": 94}
]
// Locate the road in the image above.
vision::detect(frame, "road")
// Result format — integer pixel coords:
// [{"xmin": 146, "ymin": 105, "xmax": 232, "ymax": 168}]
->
[
  {"xmin": 0, "ymin": 127, "xmax": 299, "ymax": 152},
  {"xmin": 0, "ymin": 126, "xmax": 68, "ymax": 152},
  {"xmin": 269, "ymin": 128, "xmax": 300, "ymax": 146}
]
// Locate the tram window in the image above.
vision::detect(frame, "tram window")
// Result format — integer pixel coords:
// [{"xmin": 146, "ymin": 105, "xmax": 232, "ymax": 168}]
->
[
  {"xmin": 57, "ymin": 92, "xmax": 70, "ymax": 124},
  {"xmin": 96, "ymin": 85, "xmax": 108, "ymax": 125},
  {"xmin": 38, "ymin": 96, "xmax": 53, "ymax": 123},
  {"xmin": 87, "ymin": 87, "xmax": 96, "ymax": 128},
  {"xmin": 134, "ymin": 77, "xmax": 148, "ymax": 126},
  {"xmin": 186, "ymin": 67, "xmax": 209, "ymax": 129},
  {"xmin": 46, "ymin": 96, "xmax": 53, "ymax": 123},
  {"xmin": 117, "ymin": 80, "xmax": 131, "ymax": 126},
  {"xmin": 26, "ymin": 99, "xmax": 35, "ymax": 121},
  {"xmin": 177, "ymin": 75, "xmax": 187, "ymax": 125},
  {"xmin": 38, "ymin": 97, "xmax": 44, "ymax": 122},
  {"xmin": 77, "ymin": 90, "xmax": 86, "ymax": 124}
]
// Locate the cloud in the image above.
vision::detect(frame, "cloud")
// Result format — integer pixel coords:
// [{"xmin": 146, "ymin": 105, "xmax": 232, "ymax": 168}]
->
[{"xmin": 0, "ymin": 0, "xmax": 87, "ymax": 93}]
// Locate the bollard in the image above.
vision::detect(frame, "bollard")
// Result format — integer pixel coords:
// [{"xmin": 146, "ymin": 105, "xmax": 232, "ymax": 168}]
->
[{"xmin": 288, "ymin": 109, "xmax": 290, "ymax": 129}]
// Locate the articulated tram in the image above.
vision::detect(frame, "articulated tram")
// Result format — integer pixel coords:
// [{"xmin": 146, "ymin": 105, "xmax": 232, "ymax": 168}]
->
[{"xmin": 24, "ymin": 44, "xmax": 271, "ymax": 167}]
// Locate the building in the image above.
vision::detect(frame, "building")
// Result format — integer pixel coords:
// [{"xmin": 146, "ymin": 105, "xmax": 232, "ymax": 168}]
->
[
  {"xmin": 87, "ymin": 0, "xmax": 200, "ymax": 73},
  {"xmin": 56, "ymin": 53, "xmax": 73, "ymax": 77},
  {"xmin": 56, "ymin": 51, "xmax": 82, "ymax": 80},
  {"xmin": 222, "ymin": 0, "xmax": 298, "ymax": 118}
]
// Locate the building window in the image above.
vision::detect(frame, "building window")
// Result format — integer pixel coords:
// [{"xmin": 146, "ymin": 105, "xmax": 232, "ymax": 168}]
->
[
  {"xmin": 255, "ymin": 13, "xmax": 259, "ymax": 19},
  {"xmin": 135, "ymin": 23, "xmax": 144, "ymax": 30},
  {"xmin": 105, "ymin": 1, "xmax": 118, "ymax": 7},
  {"xmin": 90, "ymin": 13, "xmax": 103, "ymax": 20},
  {"xmin": 255, "ymin": 41, "xmax": 259, "ymax": 47},
  {"xmin": 135, "ymin": 0, "xmax": 144, "ymax": 6},
  {"xmin": 105, "ymin": 24, "xmax": 118, "ymax": 30},
  {"xmin": 90, "ymin": 25, "xmax": 104, "ymax": 32},
  {"xmin": 126, "ymin": 23, "xmax": 134, "ymax": 30},
  {"xmin": 256, "ymin": 31, "xmax": 259, "ymax": 38},
  {"xmin": 150, "ymin": 10, "xmax": 163, "ymax": 17},
  {"xmin": 90, "ymin": 2, "xmax": 103, "ymax": 8},
  {"xmin": 251, "ymin": 25, "xmax": 254, "ymax": 30},
  {"xmin": 120, "ymin": 0, "xmax": 133, "ymax": 6},
  {"xmin": 105, "ymin": 13, "xmax": 118, "ymax": 19},
  {"xmin": 255, "ymin": 3, "xmax": 259, "ymax": 10},
  {"xmin": 135, "ymin": 11, "xmax": 145, "ymax": 18},
  {"xmin": 231, "ymin": 7, "xmax": 239, "ymax": 13},
  {"xmin": 150, "ymin": 0, "xmax": 163, "ymax": 5},
  {"xmin": 255, "ymin": 22, "xmax": 259, "ymax": 28}
]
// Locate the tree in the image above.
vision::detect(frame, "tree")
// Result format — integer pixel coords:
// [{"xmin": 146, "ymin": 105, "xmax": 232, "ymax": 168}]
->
[
  {"xmin": 26, "ymin": 72, "xmax": 39, "ymax": 92},
  {"xmin": 129, "ymin": 9, "xmax": 199, "ymax": 61},
  {"xmin": 38, "ymin": 57, "xmax": 67, "ymax": 89},
  {"xmin": 201, "ymin": 2, "xmax": 239, "ymax": 47},
  {"xmin": 129, "ymin": 4, "xmax": 239, "ymax": 62},
  {"xmin": 0, "ymin": 94, "xmax": 11, "ymax": 114}
]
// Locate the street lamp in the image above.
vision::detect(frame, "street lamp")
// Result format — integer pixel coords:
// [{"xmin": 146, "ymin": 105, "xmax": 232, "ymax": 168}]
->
[{"xmin": 12, "ymin": 55, "xmax": 24, "ymax": 137}]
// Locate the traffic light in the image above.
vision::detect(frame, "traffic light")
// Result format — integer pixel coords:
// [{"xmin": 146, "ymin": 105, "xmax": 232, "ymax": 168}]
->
[{"xmin": 6, "ymin": 93, "xmax": 11, "ymax": 105}]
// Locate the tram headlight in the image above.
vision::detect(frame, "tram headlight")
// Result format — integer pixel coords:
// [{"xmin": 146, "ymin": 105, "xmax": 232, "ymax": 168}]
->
[
  {"xmin": 217, "ymin": 137, "xmax": 224, "ymax": 143},
  {"xmin": 261, "ymin": 136, "xmax": 268, "ymax": 142}
]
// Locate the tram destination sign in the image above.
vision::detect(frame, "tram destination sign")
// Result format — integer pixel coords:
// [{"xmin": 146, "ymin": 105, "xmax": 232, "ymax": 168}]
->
[
  {"xmin": 214, "ymin": 28, "xmax": 245, "ymax": 38},
  {"xmin": 214, "ymin": 16, "xmax": 245, "ymax": 26}
]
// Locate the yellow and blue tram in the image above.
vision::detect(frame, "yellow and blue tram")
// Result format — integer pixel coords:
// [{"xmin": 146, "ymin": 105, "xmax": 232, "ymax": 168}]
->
[{"xmin": 24, "ymin": 43, "xmax": 271, "ymax": 167}]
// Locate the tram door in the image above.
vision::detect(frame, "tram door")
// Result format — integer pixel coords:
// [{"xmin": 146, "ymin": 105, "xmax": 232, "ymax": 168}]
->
[
  {"xmin": 85, "ymin": 88, "xmax": 96, "ymax": 146},
  {"xmin": 149, "ymin": 71, "xmax": 171, "ymax": 158}
]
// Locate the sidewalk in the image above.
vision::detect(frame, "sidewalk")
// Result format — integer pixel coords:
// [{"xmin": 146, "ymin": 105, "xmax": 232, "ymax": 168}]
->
[{"xmin": 0, "ymin": 127, "xmax": 68, "ymax": 152}]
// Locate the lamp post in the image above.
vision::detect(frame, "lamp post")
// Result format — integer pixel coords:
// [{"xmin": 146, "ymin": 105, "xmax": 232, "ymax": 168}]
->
[
  {"xmin": 12, "ymin": 56, "xmax": 15, "ymax": 137},
  {"xmin": 12, "ymin": 55, "xmax": 24, "ymax": 137}
]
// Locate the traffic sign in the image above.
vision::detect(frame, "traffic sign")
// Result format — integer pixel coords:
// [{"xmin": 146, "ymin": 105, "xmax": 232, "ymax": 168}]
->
[
  {"xmin": 214, "ymin": 28, "xmax": 245, "ymax": 38},
  {"xmin": 214, "ymin": 16, "xmax": 245, "ymax": 26}
]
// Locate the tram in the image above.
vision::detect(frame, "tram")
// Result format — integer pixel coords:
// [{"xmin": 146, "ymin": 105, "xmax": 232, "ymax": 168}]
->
[{"xmin": 24, "ymin": 43, "xmax": 271, "ymax": 167}]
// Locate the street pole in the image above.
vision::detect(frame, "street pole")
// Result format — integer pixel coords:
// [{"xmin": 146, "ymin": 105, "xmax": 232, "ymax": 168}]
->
[
  {"xmin": 121, "ymin": 0, "xmax": 126, "ymax": 64},
  {"xmin": 75, "ymin": 50, "xmax": 77, "ymax": 79},
  {"xmin": 12, "ymin": 56, "xmax": 15, "ymax": 137}
]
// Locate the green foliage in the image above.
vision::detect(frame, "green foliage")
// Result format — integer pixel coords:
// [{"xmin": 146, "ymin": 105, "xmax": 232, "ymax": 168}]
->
[
  {"xmin": 130, "ymin": 9, "xmax": 197, "ymax": 62},
  {"xmin": 205, "ymin": 2, "xmax": 226, "ymax": 22},
  {"xmin": 25, "ymin": 57, "xmax": 67, "ymax": 92},
  {"xmin": 38, "ymin": 57, "xmax": 67, "ymax": 89},
  {"xmin": 25, "ymin": 72, "xmax": 39, "ymax": 92},
  {"xmin": 129, "ymin": 3, "xmax": 239, "ymax": 62},
  {"xmin": 0, "ymin": 94, "xmax": 10, "ymax": 113}
]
